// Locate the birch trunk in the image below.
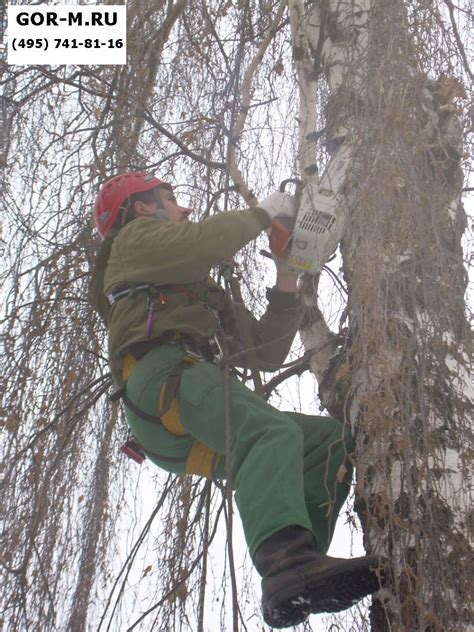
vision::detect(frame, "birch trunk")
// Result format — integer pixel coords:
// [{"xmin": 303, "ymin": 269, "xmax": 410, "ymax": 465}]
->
[
  {"xmin": 291, "ymin": 1, "xmax": 472, "ymax": 630},
  {"xmin": 289, "ymin": 0, "xmax": 373, "ymax": 394}
]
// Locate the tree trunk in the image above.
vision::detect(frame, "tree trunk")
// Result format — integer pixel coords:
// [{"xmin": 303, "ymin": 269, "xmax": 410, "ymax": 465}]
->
[{"xmin": 293, "ymin": 1, "xmax": 472, "ymax": 630}]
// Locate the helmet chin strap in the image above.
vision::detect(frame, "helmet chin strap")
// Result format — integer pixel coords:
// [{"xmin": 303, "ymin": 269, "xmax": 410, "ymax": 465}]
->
[
  {"xmin": 151, "ymin": 209, "xmax": 169, "ymax": 221},
  {"xmin": 151, "ymin": 188, "xmax": 169, "ymax": 221}
]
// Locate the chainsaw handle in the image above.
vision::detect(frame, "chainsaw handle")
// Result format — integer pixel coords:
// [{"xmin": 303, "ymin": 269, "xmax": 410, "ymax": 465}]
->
[{"xmin": 279, "ymin": 178, "xmax": 303, "ymax": 197}]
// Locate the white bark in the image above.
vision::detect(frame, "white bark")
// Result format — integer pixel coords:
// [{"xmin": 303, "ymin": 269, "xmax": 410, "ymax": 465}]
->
[
  {"xmin": 289, "ymin": 0, "xmax": 373, "ymax": 390},
  {"xmin": 288, "ymin": 0, "xmax": 321, "ymax": 182}
]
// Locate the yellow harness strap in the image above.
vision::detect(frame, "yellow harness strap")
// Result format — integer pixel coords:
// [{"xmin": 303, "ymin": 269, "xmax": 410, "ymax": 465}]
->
[
  {"xmin": 158, "ymin": 383, "xmax": 188, "ymax": 436},
  {"xmin": 186, "ymin": 442, "xmax": 221, "ymax": 479},
  {"xmin": 159, "ymin": 383, "xmax": 221, "ymax": 478},
  {"xmin": 122, "ymin": 354, "xmax": 138, "ymax": 381}
]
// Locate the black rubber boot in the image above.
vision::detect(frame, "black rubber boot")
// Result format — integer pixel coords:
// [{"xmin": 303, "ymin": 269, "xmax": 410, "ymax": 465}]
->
[{"xmin": 253, "ymin": 526, "xmax": 383, "ymax": 629}]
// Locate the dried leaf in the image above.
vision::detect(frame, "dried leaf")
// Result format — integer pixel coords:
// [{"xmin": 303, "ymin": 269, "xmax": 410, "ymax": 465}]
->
[
  {"xmin": 438, "ymin": 75, "xmax": 467, "ymax": 102},
  {"xmin": 273, "ymin": 60, "xmax": 284, "ymax": 75},
  {"xmin": 336, "ymin": 463, "xmax": 347, "ymax": 483},
  {"xmin": 335, "ymin": 362, "xmax": 350, "ymax": 382},
  {"xmin": 142, "ymin": 565, "xmax": 153, "ymax": 578},
  {"xmin": 6, "ymin": 416, "xmax": 20, "ymax": 433}
]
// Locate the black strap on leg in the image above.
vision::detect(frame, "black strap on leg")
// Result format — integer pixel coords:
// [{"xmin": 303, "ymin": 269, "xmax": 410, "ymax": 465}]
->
[
  {"xmin": 121, "ymin": 392, "xmax": 164, "ymax": 424},
  {"xmin": 109, "ymin": 360, "xmax": 191, "ymax": 425},
  {"xmin": 113, "ymin": 358, "xmax": 201, "ymax": 467},
  {"xmin": 109, "ymin": 384, "xmax": 126, "ymax": 403},
  {"xmin": 110, "ymin": 383, "xmax": 163, "ymax": 423}
]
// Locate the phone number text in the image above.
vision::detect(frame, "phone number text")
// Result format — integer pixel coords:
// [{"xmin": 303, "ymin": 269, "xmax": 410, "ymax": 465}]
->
[{"xmin": 11, "ymin": 38, "xmax": 124, "ymax": 51}]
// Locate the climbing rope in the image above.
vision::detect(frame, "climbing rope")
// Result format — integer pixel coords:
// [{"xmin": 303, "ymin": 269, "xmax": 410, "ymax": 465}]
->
[{"xmin": 220, "ymin": 9, "xmax": 251, "ymax": 629}]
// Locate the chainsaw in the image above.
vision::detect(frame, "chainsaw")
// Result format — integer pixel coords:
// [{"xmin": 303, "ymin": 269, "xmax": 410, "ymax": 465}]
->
[{"xmin": 270, "ymin": 150, "xmax": 349, "ymax": 275}]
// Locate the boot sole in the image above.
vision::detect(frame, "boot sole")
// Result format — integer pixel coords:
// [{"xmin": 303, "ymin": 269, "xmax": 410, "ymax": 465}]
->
[
  {"xmin": 307, "ymin": 556, "xmax": 383, "ymax": 613},
  {"xmin": 262, "ymin": 592, "xmax": 311, "ymax": 629},
  {"xmin": 262, "ymin": 556, "xmax": 383, "ymax": 627}
]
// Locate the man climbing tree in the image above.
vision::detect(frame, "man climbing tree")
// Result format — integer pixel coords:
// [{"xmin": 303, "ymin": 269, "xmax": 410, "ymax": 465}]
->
[
  {"xmin": 2, "ymin": 2, "xmax": 470, "ymax": 630},
  {"xmin": 89, "ymin": 171, "xmax": 383, "ymax": 628}
]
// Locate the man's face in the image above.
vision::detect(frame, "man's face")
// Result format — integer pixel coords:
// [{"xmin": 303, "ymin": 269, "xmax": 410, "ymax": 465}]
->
[{"xmin": 133, "ymin": 187, "xmax": 193, "ymax": 223}]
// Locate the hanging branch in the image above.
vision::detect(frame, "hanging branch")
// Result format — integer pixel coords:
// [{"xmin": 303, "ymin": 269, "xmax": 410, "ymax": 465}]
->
[
  {"xmin": 442, "ymin": 0, "xmax": 473, "ymax": 80},
  {"xmin": 226, "ymin": 0, "xmax": 288, "ymax": 206},
  {"xmin": 196, "ymin": 481, "xmax": 212, "ymax": 632}
]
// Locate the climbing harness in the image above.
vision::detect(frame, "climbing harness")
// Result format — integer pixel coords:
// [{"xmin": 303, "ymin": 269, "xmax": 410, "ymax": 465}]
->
[
  {"xmin": 108, "ymin": 277, "xmax": 228, "ymax": 478},
  {"xmin": 107, "ymin": 283, "xmax": 154, "ymax": 305},
  {"xmin": 107, "ymin": 282, "xmax": 204, "ymax": 341},
  {"xmin": 112, "ymin": 332, "xmax": 224, "ymax": 479}
]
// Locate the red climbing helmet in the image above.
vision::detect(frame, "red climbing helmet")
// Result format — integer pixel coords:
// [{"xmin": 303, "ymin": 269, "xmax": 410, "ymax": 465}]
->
[{"xmin": 93, "ymin": 171, "xmax": 171, "ymax": 238}]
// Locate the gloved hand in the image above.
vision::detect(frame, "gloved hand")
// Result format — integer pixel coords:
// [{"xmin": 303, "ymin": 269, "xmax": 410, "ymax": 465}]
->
[
  {"xmin": 258, "ymin": 192, "xmax": 297, "ymax": 222},
  {"xmin": 268, "ymin": 215, "xmax": 294, "ymax": 258},
  {"xmin": 259, "ymin": 192, "xmax": 298, "ymax": 258}
]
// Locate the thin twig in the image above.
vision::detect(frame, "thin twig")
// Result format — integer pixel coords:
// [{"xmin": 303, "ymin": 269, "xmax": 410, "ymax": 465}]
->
[
  {"xmin": 442, "ymin": 0, "xmax": 473, "ymax": 81},
  {"xmin": 99, "ymin": 475, "xmax": 177, "ymax": 631},
  {"xmin": 197, "ymin": 481, "xmax": 212, "ymax": 632},
  {"xmin": 223, "ymin": 363, "xmax": 240, "ymax": 632},
  {"xmin": 125, "ymin": 499, "xmax": 226, "ymax": 631}
]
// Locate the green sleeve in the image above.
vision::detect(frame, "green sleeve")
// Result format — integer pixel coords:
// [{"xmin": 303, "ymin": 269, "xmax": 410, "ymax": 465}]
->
[
  {"xmin": 254, "ymin": 288, "xmax": 299, "ymax": 369},
  {"xmin": 104, "ymin": 208, "xmax": 270, "ymax": 291},
  {"xmin": 223, "ymin": 287, "xmax": 299, "ymax": 371}
]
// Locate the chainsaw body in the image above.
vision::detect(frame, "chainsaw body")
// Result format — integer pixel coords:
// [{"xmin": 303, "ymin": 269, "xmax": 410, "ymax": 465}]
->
[{"xmin": 285, "ymin": 148, "xmax": 350, "ymax": 274}]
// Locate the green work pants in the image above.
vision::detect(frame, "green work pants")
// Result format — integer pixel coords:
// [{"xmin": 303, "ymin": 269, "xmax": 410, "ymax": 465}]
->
[{"xmin": 124, "ymin": 344, "xmax": 354, "ymax": 557}]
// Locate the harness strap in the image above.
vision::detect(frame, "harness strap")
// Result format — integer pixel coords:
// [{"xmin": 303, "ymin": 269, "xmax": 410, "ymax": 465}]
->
[
  {"xmin": 158, "ymin": 363, "xmax": 189, "ymax": 436},
  {"xmin": 107, "ymin": 283, "xmax": 152, "ymax": 305},
  {"xmin": 113, "ymin": 358, "xmax": 191, "ymax": 428},
  {"xmin": 114, "ymin": 349, "xmax": 222, "ymax": 480},
  {"xmin": 121, "ymin": 391, "xmax": 164, "ymax": 424},
  {"xmin": 122, "ymin": 353, "xmax": 139, "ymax": 380},
  {"xmin": 158, "ymin": 361, "xmax": 188, "ymax": 418},
  {"xmin": 187, "ymin": 442, "xmax": 221, "ymax": 479},
  {"xmin": 143, "ymin": 447, "xmax": 189, "ymax": 464},
  {"xmin": 143, "ymin": 441, "xmax": 222, "ymax": 475},
  {"xmin": 107, "ymin": 283, "xmax": 199, "ymax": 306}
]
